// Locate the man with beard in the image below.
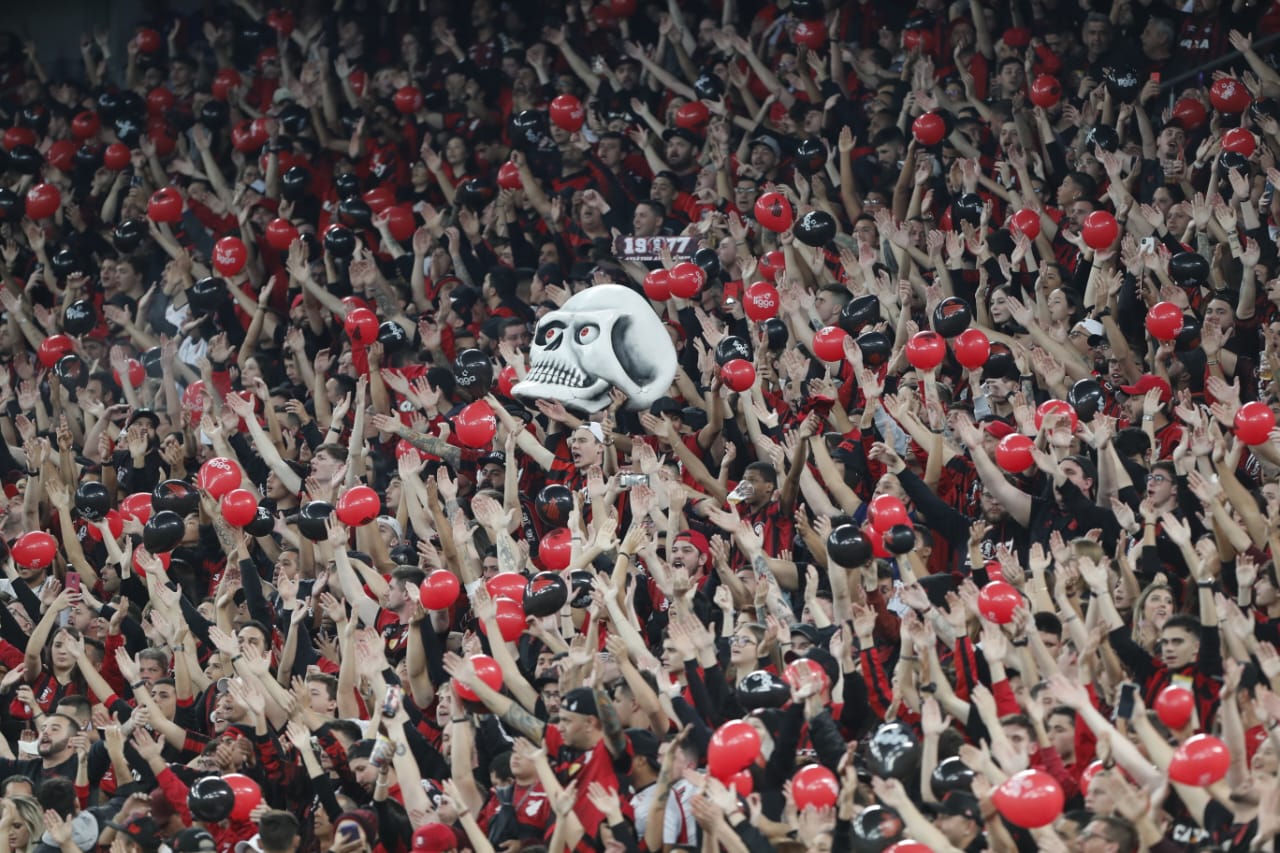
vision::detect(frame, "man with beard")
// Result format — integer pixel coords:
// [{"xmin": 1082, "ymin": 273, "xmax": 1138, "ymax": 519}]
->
[
  {"xmin": 110, "ymin": 410, "xmax": 166, "ymax": 493},
  {"xmin": 659, "ymin": 128, "xmax": 702, "ymax": 191},
  {"xmin": 1118, "ymin": 375, "xmax": 1183, "ymax": 460},
  {"xmin": 0, "ymin": 713, "xmax": 80, "ymax": 784}
]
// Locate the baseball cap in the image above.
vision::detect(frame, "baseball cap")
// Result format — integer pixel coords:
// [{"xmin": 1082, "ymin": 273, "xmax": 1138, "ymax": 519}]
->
[
  {"xmin": 939, "ymin": 791, "xmax": 983, "ymax": 823},
  {"xmin": 790, "ymin": 623, "xmax": 821, "ymax": 645},
  {"xmin": 1072, "ymin": 318, "xmax": 1106, "ymax": 345},
  {"xmin": 375, "ymin": 516, "xmax": 403, "ymax": 540},
  {"xmin": 107, "ymin": 816, "xmax": 161, "ymax": 851},
  {"xmin": 128, "ymin": 408, "xmax": 161, "ymax": 427},
  {"xmin": 750, "ymin": 135, "xmax": 782, "ymax": 158},
  {"xmin": 673, "ymin": 529, "xmax": 711, "ymax": 562},
  {"xmin": 662, "ymin": 127, "xmax": 702, "ymax": 146},
  {"xmin": 561, "ymin": 686, "xmax": 599, "ymax": 717},
  {"xmin": 173, "ymin": 829, "xmax": 217, "ymax": 853},
  {"xmin": 234, "ymin": 837, "xmax": 263, "ymax": 853},
  {"xmin": 982, "ymin": 419, "xmax": 1016, "ymax": 440},
  {"xmin": 649, "ymin": 396, "xmax": 683, "ymax": 416},
  {"xmin": 627, "ymin": 728, "xmax": 660, "ymax": 764},
  {"xmin": 1119, "ymin": 374, "xmax": 1172, "ymax": 403},
  {"xmin": 410, "ymin": 823, "xmax": 456, "ymax": 853},
  {"xmin": 478, "ymin": 451, "xmax": 507, "ymax": 468}
]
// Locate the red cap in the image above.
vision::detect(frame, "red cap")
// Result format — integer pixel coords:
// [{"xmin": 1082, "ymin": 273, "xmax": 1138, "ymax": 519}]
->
[
  {"xmin": 983, "ymin": 420, "xmax": 1016, "ymax": 439},
  {"xmin": 1119, "ymin": 375, "xmax": 1172, "ymax": 403},
  {"xmin": 674, "ymin": 529, "xmax": 711, "ymax": 561},
  {"xmin": 411, "ymin": 824, "xmax": 457, "ymax": 853},
  {"xmin": 1003, "ymin": 27, "xmax": 1031, "ymax": 47}
]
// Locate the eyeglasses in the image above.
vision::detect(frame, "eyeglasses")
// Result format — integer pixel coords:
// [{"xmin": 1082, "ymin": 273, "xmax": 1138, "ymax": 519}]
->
[
  {"xmin": 1148, "ymin": 474, "xmax": 1170, "ymax": 484},
  {"xmin": 729, "ymin": 635, "xmax": 754, "ymax": 647}
]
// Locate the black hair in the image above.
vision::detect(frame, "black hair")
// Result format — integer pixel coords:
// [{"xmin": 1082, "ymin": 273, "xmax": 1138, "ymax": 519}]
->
[{"xmin": 37, "ymin": 777, "xmax": 78, "ymax": 818}]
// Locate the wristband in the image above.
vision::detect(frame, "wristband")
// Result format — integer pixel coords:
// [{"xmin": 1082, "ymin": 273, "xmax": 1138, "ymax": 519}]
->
[
  {"xmin": 231, "ymin": 654, "xmax": 244, "ymax": 663},
  {"xmin": 1012, "ymin": 639, "xmax": 1029, "ymax": 647},
  {"xmin": 130, "ymin": 680, "xmax": 146, "ymax": 690}
]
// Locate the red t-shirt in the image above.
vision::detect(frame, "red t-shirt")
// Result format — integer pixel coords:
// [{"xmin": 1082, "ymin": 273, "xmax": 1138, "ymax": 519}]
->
[{"xmin": 543, "ymin": 725, "xmax": 631, "ymax": 840}]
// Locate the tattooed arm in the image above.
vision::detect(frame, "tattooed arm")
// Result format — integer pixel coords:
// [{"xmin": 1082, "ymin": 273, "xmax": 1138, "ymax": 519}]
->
[
  {"xmin": 594, "ymin": 685, "xmax": 628, "ymax": 759},
  {"xmin": 448, "ymin": 656, "xmax": 547, "ymax": 744},
  {"xmin": 391, "ymin": 423, "xmax": 462, "ymax": 469}
]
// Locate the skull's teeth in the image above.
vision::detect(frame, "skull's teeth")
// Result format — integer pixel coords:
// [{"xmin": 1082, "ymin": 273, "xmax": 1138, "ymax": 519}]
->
[{"xmin": 528, "ymin": 363, "xmax": 588, "ymax": 387}]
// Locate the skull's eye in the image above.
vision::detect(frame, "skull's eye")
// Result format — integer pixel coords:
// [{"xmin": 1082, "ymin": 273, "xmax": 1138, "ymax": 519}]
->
[
  {"xmin": 536, "ymin": 322, "xmax": 566, "ymax": 346},
  {"xmin": 575, "ymin": 324, "xmax": 600, "ymax": 344}
]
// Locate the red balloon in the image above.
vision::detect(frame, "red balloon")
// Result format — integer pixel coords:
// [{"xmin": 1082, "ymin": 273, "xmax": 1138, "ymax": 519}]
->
[
  {"xmin": 135, "ymin": 28, "xmax": 162, "ymax": 53},
  {"xmin": 46, "ymin": 141, "xmax": 76, "ymax": 173},
  {"xmin": 1028, "ymin": 75, "xmax": 1062, "ymax": 108},
  {"xmin": 1008, "ymin": 208, "xmax": 1040, "ymax": 240},
  {"xmin": 784, "ymin": 658, "xmax": 830, "ymax": 693},
  {"xmin": 394, "ymin": 86, "xmax": 423, "ymax": 114},
  {"xmin": 675, "ymin": 101, "xmax": 710, "ymax": 131},
  {"xmin": 12, "ymin": 531, "xmax": 57, "ymax": 569},
  {"xmin": 147, "ymin": 185, "xmax": 185, "ymax": 224},
  {"xmin": 1169, "ymin": 734, "xmax": 1231, "ymax": 786},
  {"xmin": 348, "ymin": 69, "xmax": 368, "ymax": 98},
  {"xmin": 212, "ymin": 236, "xmax": 247, "ymax": 276},
  {"xmin": 758, "ymin": 250, "xmax": 786, "ymax": 282},
  {"xmin": 812, "ymin": 326, "xmax": 849, "ymax": 363},
  {"xmin": 147, "ymin": 87, "xmax": 175, "ymax": 117},
  {"xmin": 1210, "ymin": 78, "xmax": 1250, "ymax": 113},
  {"xmin": 497, "ymin": 365, "xmax": 518, "ymax": 397},
  {"xmin": 727, "ymin": 769, "xmax": 753, "ymax": 795},
  {"xmin": 265, "ymin": 218, "xmax": 299, "ymax": 251},
  {"xmin": 754, "ymin": 192, "xmax": 795, "ymax": 233},
  {"xmin": 378, "ymin": 206, "xmax": 415, "ymax": 242},
  {"xmin": 182, "ymin": 380, "xmax": 207, "ymax": 413},
  {"xmin": 1154, "ymin": 684, "xmax": 1195, "ymax": 730},
  {"xmin": 953, "ymin": 328, "xmax": 991, "ymax": 369},
  {"xmin": 486, "ymin": 572, "xmax": 528, "ymax": 602},
  {"xmin": 363, "ymin": 187, "xmax": 395, "ymax": 213},
  {"xmin": 1035, "ymin": 400, "xmax": 1078, "ymax": 433},
  {"xmin": 25, "ymin": 184, "xmax": 61, "ymax": 220},
  {"xmin": 865, "ymin": 523, "xmax": 891, "ymax": 558},
  {"xmin": 1080, "ymin": 210, "xmax": 1118, "ymax": 250},
  {"xmin": 224, "ymin": 774, "xmax": 262, "ymax": 822},
  {"xmin": 104, "ymin": 143, "xmax": 131, "ymax": 171},
  {"xmin": 133, "ymin": 547, "xmax": 170, "ymax": 577},
  {"xmin": 721, "ymin": 359, "xmax": 756, "ymax": 392},
  {"xmin": 742, "ymin": 282, "xmax": 779, "ymax": 321},
  {"xmin": 2, "ymin": 127, "xmax": 34, "ymax": 150},
  {"xmin": 266, "ymin": 9, "xmax": 296, "ymax": 35},
  {"xmin": 1235, "ymin": 401, "xmax": 1276, "ymax": 445},
  {"xmin": 344, "ymin": 307, "xmax": 379, "ymax": 345},
  {"xmin": 454, "ymin": 400, "xmax": 497, "ymax": 449},
  {"xmin": 793, "ymin": 20, "xmax": 825, "ymax": 50},
  {"xmin": 342, "ymin": 295, "xmax": 372, "ymax": 315},
  {"xmin": 71, "ymin": 111, "xmax": 101, "ymax": 140},
  {"xmin": 37, "ymin": 335, "xmax": 74, "ymax": 368},
  {"xmin": 643, "ymin": 269, "xmax": 672, "ymax": 301},
  {"xmin": 220, "ymin": 489, "xmax": 260, "ymax": 527},
  {"xmin": 496, "ymin": 161, "xmax": 522, "ymax": 190},
  {"xmin": 911, "ymin": 112, "xmax": 946, "ymax": 146},
  {"xmin": 420, "ymin": 571, "xmax": 460, "ymax": 610},
  {"xmin": 978, "ymin": 580, "xmax": 1021, "ymax": 624},
  {"xmin": 112, "ymin": 358, "xmax": 146, "ymax": 389},
  {"xmin": 902, "ymin": 29, "xmax": 935, "ymax": 53},
  {"xmin": 198, "ymin": 457, "xmax": 244, "ymax": 500},
  {"xmin": 84, "ymin": 510, "xmax": 124, "ymax": 543},
  {"xmin": 120, "ymin": 492, "xmax": 152, "ymax": 525},
  {"xmin": 995, "ymin": 433, "xmax": 1035, "ymax": 473},
  {"xmin": 708, "ymin": 720, "xmax": 761, "ymax": 780},
  {"xmin": 609, "ymin": 0, "xmax": 637, "ymax": 14},
  {"xmin": 1079, "ymin": 760, "xmax": 1105, "ymax": 796},
  {"xmin": 336, "ymin": 485, "xmax": 381, "ymax": 526},
  {"xmin": 791, "ymin": 765, "xmax": 839, "ymax": 811},
  {"xmin": 885, "ymin": 844, "xmax": 932, "ymax": 853},
  {"xmin": 992, "ymin": 770, "xmax": 1063, "ymax": 828},
  {"xmin": 1222, "ymin": 127, "xmax": 1256, "ymax": 157},
  {"xmin": 1145, "ymin": 301, "xmax": 1184, "ymax": 341},
  {"xmin": 1172, "ymin": 97, "xmax": 1207, "ymax": 130},
  {"xmin": 549, "ymin": 94, "xmax": 585, "ymax": 132},
  {"xmin": 212, "ymin": 68, "xmax": 242, "ymax": 101},
  {"xmin": 905, "ymin": 331, "xmax": 946, "ymax": 370},
  {"xmin": 591, "ymin": 5, "xmax": 617, "ymax": 29},
  {"xmin": 491, "ymin": 597, "xmax": 526, "ymax": 642},
  {"xmin": 541, "ymin": 527, "xmax": 573, "ymax": 571},
  {"xmin": 454, "ymin": 654, "xmax": 504, "ymax": 702},
  {"xmin": 669, "ymin": 262, "xmax": 706, "ymax": 298},
  {"xmin": 869, "ymin": 494, "xmax": 910, "ymax": 533}
]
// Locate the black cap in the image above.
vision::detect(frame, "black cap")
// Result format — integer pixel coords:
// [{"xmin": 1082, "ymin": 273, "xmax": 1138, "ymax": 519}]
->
[
  {"xmin": 173, "ymin": 829, "xmax": 218, "ymax": 853},
  {"xmin": 627, "ymin": 728, "xmax": 660, "ymax": 763},
  {"xmin": 938, "ymin": 792, "xmax": 982, "ymax": 823},
  {"xmin": 478, "ymin": 451, "xmax": 507, "ymax": 468},
  {"xmin": 537, "ymin": 264, "xmax": 564, "ymax": 286},
  {"xmin": 661, "ymin": 127, "xmax": 702, "ymax": 146},
  {"xmin": 108, "ymin": 816, "xmax": 162, "ymax": 850},
  {"xmin": 128, "ymin": 408, "xmax": 161, "ymax": 427},
  {"xmin": 561, "ymin": 686, "xmax": 598, "ymax": 717},
  {"xmin": 790, "ymin": 623, "xmax": 821, "ymax": 645},
  {"xmin": 648, "ymin": 397, "xmax": 683, "ymax": 416}
]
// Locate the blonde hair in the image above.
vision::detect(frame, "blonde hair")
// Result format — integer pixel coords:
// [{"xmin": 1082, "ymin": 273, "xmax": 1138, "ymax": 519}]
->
[{"xmin": 8, "ymin": 795, "xmax": 44, "ymax": 853}]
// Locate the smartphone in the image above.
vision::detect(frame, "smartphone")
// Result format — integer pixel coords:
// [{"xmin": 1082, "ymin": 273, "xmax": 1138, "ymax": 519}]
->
[
  {"xmin": 337, "ymin": 824, "xmax": 361, "ymax": 844},
  {"xmin": 381, "ymin": 685, "xmax": 402, "ymax": 718},
  {"xmin": 1140, "ymin": 236, "xmax": 1156, "ymax": 252},
  {"xmin": 1115, "ymin": 682, "xmax": 1137, "ymax": 720},
  {"xmin": 1151, "ymin": 72, "xmax": 1161, "ymax": 84},
  {"xmin": 619, "ymin": 472, "xmax": 650, "ymax": 489},
  {"xmin": 66, "ymin": 572, "xmax": 80, "ymax": 594}
]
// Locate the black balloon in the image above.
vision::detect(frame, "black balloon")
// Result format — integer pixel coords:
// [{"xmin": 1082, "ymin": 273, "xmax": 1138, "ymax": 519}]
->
[
  {"xmin": 245, "ymin": 505, "xmax": 275, "ymax": 537},
  {"xmin": 794, "ymin": 135, "xmax": 826, "ymax": 176},
  {"xmin": 189, "ymin": 277, "xmax": 225, "ymax": 313},
  {"xmin": 826, "ymin": 524, "xmax": 872, "ymax": 567},
  {"xmin": 114, "ymin": 219, "xmax": 146, "ymax": 253},
  {"xmin": 143, "ymin": 510, "xmax": 185, "ymax": 553},
  {"xmin": 453, "ymin": 348, "xmax": 494, "ymax": 394},
  {"xmin": 568, "ymin": 570, "xmax": 594, "ymax": 608},
  {"xmin": 1103, "ymin": 63, "xmax": 1140, "ymax": 103},
  {"xmin": 323, "ymin": 225, "xmax": 356, "ymax": 258},
  {"xmin": 278, "ymin": 103, "xmax": 309, "ymax": 136},
  {"xmin": 716, "ymin": 335, "xmax": 752, "ymax": 366},
  {"xmin": 850, "ymin": 804, "xmax": 904, "ymax": 853},
  {"xmin": 856, "ymin": 331, "xmax": 892, "ymax": 367},
  {"xmin": 931, "ymin": 755, "xmax": 977, "ymax": 798},
  {"xmin": 1086, "ymin": 125, "xmax": 1119, "ymax": 153},
  {"xmin": 54, "ymin": 354, "xmax": 87, "ymax": 388},
  {"xmin": 1175, "ymin": 318, "xmax": 1202, "ymax": 353},
  {"xmin": 199, "ymin": 100, "xmax": 229, "ymax": 129},
  {"xmin": 523, "ymin": 572, "xmax": 568, "ymax": 617},
  {"xmin": 763, "ymin": 317, "xmax": 788, "ymax": 350},
  {"xmin": 866, "ymin": 721, "xmax": 921, "ymax": 780},
  {"xmin": 951, "ymin": 192, "xmax": 984, "ymax": 228},
  {"xmin": 0, "ymin": 189, "xmax": 21, "ymax": 224},
  {"xmin": 1219, "ymin": 150, "xmax": 1249, "ymax": 174},
  {"xmin": 74, "ymin": 144, "xmax": 102, "ymax": 171},
  {"xmin": 693, "ymin": 72, "xmax": 725, "ymax": 102},
  {"xmin": 187, "ymin": 776, "xmax": 235, "ymax": 822},
  {"xmin": 337, "ymin": 197, "xmax": 372, "ymax": 229},
  {"xmin": 153, "ymin": 479, "xmax": 200, "ymax": 516},
  {"xmin": 456, "ymin": 178, "xmax": 494, "ymax": 212},
  {"xmin": 141, "ymin": 347, "xmax": 164, "ymax": 379},
  {"xmin": 281, "ymin": 166, "xmax": 311, "ymax": 201},
  {"xmin": 794, "ymin": 210, "xmax": 836, "ymax": 247},
  {"xmin": 74, "ymin": 482, "xmax": 111, "ymax": 521},
  {"xmin": 8, "ymin": 145, "xmax": 41, "ymax": 175},
  {"xmin": 535, "ymin": 484, "xmax": 573, "ymax": 525},
  {"xmin": 737, "ymin": 670, "xmax": 791, "ymax": 710},
  {"xmin": 334, "ymin": 172, "xmax": 360, "ymax": 200},
  {"xmin": 693, "ymin": 246, "xmax": 721, "ymax": 281},
  {"xmin": 1169, "ymin": 251, "xmax": 1209, "ymax": 286},
  {"xmin": 97, "ymin": 92, "xmax": 122, "ymax": 121},
  {"xmin": 1068, "ymin": 378, "xmax": 1106, "ymax": 422},
  {"xmin": 839, "ymin": 294, "xmax": 881, "ymax": 334},
  {"xmin": 116, "ymin": 91, "xmax": 145, "ymax": 120},
  {"xmin": 932, "ymin": 296, "xmax": 972, "ymax": 337},
  {"xmin": 378, "ymin": 320, "xmax": 409, "ymax": 352},
  {"xmin": 883, "ymin": 524, "xmax": 916, "ymax": 555},
  {"xmin": 510, "ymin": 110, "xmax": 548, "ymax": 151},
  {"xmin": 296, "ymin": 501, "xmax": 333, "ymax": 542},
  {"xmin": 63, "ymin": 300, "xmax": 96, "ymax": 336}
]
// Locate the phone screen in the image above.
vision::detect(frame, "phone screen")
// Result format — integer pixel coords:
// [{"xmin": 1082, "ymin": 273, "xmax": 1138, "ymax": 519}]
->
[
  {"xmin": 66, "ymin": 572, "xmax": 81, "ymax": 594},
  {"xmin": 1116, "ymin": 683, "xmax": 1137, "ymax": 720}
]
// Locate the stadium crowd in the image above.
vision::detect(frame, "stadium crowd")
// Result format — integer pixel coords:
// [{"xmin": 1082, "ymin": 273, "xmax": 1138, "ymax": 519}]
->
[{"xmin": 1, "ymin": 0, "xmax": 1280, "ymax": 850}]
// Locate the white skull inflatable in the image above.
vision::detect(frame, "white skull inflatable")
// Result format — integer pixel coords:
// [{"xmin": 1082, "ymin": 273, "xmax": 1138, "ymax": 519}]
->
[{"xmin": 512, "ymin": 284, "xmax": 677, "ymax": 413}]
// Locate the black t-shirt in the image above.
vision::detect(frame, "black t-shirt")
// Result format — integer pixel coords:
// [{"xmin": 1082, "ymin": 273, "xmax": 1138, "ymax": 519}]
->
[{"xmin": 1203, "ymin": 799, "xmax": 1257, "ymax": 853}]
